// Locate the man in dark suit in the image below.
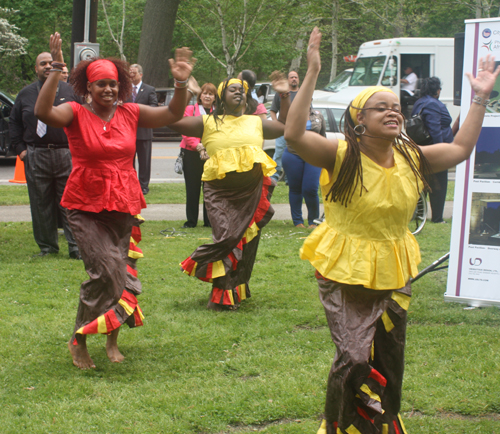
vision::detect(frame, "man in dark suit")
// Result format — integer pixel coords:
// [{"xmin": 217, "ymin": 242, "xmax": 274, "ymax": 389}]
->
[
  {"xmin": 9, "ymin": 52, "xmax": 80, "ymax": 258},
  {"xmin": 128, "ymin": 64, "xmax": 158, "ymax": 194}
]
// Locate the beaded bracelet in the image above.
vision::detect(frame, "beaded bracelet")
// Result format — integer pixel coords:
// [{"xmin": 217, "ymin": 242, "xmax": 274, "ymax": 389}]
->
[
  {"xmin": 50, "ymin": 69, "xmax": 63, "ymax": 73},
  {"xmin": 51, "ymin": 61, "xmax": 66, "ymax": 69}
]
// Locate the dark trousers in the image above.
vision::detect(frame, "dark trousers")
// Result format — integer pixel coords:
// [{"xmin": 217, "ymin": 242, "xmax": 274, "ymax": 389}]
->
[
  {"xmin": 427, "ymin": 170, "xmax": 448, "ymax": 223},
  {"xmin": 317, "ymin": 277, "xmax": 411, "ymax": 434},
  {"xmin": 135, "ymin": 139, "xmax": 152, "ymax": 192},
  {"xmin": 182, "ymin": 148, "xmax": 209, "ymax": 227},
  {"xmin": 24, "ymin": 146, "xmax": 78, "ymax": 254}
]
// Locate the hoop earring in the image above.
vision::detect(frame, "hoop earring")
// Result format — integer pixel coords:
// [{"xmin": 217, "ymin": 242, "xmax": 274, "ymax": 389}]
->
[{"xmin": 354, "ymin": 124, "xmax": 366, "ymax": 135}]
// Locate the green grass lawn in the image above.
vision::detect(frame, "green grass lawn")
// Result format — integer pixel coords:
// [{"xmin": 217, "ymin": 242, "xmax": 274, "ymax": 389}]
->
[
  {"xmin": 0, "ymin": 182, "xmax": 291, "ymax": 206},
  {"xmin": 1, "ymin": 218, "xmax": 500, "ymax": 433}
]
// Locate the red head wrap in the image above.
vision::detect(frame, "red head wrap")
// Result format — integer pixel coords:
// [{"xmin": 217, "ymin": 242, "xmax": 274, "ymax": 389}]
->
[{"xmin": 86, "ymin": 59, "xmax": 119, "ymax": 83}]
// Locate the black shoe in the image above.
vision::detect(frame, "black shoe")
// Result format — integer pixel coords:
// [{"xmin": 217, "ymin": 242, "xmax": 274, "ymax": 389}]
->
[
  {"xmin": 142, "ymin": 188, "xmax": 149, "ymax": 195},
  {"xmin": 69, "ymin": 251, "xmax": 82, "ymax": 260},
  {"xmin": 182, "ymin": 222, "xmax": 196, "ymax": 228},
  {"xmin": 32, "ymin": 251, "xmax": 51, "ymax": 258}
]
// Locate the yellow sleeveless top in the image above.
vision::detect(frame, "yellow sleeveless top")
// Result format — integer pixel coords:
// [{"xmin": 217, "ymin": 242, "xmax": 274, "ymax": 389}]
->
[
  {"xmin": 200, "ymin": 114, "xmax": 276, "ymax": 181},
  {"xmin": 300, "ymin": 140, "xmax": 422, "ymax": 289}
]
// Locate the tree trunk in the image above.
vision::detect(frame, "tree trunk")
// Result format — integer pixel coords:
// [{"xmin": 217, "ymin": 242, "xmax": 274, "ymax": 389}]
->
[
  {"xmin": 290, "ymin": 35, "xmax": 305, "ymax": 72},
  {"xmin": 138, "ymin": 0, "xmax": 181, "ymax": 87},
  {"xmin": 475, "ymin": 0, "xmax": 482, "ymax": 18},
  {"xmin": 330, "ymin": 0, "xmax": 340, "ymax": 82}
]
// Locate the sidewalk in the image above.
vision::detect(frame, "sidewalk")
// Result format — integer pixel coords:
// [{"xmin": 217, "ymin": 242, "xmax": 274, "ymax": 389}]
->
[{"xmin": 0, "ymin": 202, "xmax": 454, "ymax": 223}]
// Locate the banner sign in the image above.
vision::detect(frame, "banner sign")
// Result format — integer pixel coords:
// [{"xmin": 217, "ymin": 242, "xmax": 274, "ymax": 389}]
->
[{"xmin": 446, "ymin": 17, "xmax": 500, "ymax": 307}]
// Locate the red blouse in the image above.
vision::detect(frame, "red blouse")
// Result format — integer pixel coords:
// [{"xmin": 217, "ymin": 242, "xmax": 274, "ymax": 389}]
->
[{"xmin": 62, "ymin": 102, "xmax": 146, "ymax": 214}]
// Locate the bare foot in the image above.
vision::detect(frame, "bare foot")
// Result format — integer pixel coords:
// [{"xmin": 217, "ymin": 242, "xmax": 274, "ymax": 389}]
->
[
  {"xmin": 68, "ymin": 338, "xmax": 95, "ymax": 369},
  {"xmin": 106, "ymin": 328, "xmax": 125, "ymax": 363}
]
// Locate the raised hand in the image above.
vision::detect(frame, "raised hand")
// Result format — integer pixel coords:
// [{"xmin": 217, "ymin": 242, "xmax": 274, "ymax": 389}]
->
[
  {"xmin": 306, "ymin": 27, "xmax": 322, "ymax": 73},
  {"xmin": 169, "ymin": 47, "xmax": 196, "ymax": 82},
  {"xmin": 466, "ymin": 55, "xmax": 500, "ymax": 98},
  {"xmin": 50, "ymin": 32, "xmax": 64, "ymax": 64},
  {"xmin": 270, "ymin": 71, "xmax": 288, "ymax": 94}
]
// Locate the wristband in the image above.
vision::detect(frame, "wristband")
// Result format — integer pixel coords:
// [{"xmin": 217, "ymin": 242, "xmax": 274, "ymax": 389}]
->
[
  {"xmin": 50, "ymin": 69, "xmax": 63, "ymax": 73},
  {"xmin": 472, "ymin": 95, "xmax": 490, "ymax": 107},
  {"xmin": 280, "ymin": 92, "xmax": 290, "ymax": 98},
  {"xmin": 51, "ymin": 61, "xmax": 66, "ymax": 68}
]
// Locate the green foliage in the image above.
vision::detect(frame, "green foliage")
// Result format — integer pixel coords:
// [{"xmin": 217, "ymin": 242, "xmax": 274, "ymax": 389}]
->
[
  {"xmin": 0, "ymin": 0, "xmax": 73, "ymax": 93},
  {"xmin": 0, "ymin": 0, "xmax": 488, "ymax": 93}
]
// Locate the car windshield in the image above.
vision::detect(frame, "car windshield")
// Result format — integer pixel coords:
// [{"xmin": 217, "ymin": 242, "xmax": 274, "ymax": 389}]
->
[
  {"xmin": 323, "ymin": 70, "xmax": 352, "ymax": 92},
  {"xmin": 349, "ymin": 56, "xmax": 386, "ymax": 86}
]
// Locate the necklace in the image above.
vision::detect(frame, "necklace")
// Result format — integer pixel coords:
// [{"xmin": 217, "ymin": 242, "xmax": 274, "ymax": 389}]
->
[{"xmin": 89, "ymin": 103, "xmax": 114, "ymax": 131}]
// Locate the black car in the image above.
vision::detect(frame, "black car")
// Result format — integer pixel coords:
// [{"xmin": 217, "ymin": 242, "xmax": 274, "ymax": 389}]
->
[
  {"xmin": 152, "ymin": 88, "xmax": 197, "ymax": 141},
  {"xmin": 0, "ymin": 91, "xmax": 15, "ymax": 158}
]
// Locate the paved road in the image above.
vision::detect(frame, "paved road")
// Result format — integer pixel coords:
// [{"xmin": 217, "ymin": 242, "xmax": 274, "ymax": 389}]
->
[
  {"xmin": 0, "ymin": 202, "xmax": 454, "ymax": 223},
  {"xmin": 0, "ymin": 141, "xmax": 184, "ymax": 184}
]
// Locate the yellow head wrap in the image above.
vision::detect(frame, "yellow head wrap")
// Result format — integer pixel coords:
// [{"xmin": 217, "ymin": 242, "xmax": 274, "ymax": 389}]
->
[
  {"xmin": 217, "ymin": 78, "xmax": 249, "ymax": 99},
  {"xmin": 349, "ymin": 86, "xmax": 397, "ymax": 126}
]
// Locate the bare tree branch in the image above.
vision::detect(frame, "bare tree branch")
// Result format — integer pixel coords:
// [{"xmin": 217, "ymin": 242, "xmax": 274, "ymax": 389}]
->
[
  {"xmin": 177, "ymin": 16, "xmax": 228, "ymax": 69},
  {"xmin": 100, "ymin": 0, "xmax": 126, "ymax": 61}
]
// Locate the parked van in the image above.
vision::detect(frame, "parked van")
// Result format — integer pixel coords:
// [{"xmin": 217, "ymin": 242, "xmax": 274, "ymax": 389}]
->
[{"xmin": 313, "ymin": 38, "xmax": 460, "ymax": 120}]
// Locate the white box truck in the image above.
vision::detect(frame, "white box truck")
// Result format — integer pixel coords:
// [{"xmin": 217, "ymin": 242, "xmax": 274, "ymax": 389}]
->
[{"xmin": 313, "ymin": 38, "xmax": 460, "ymax": 120}]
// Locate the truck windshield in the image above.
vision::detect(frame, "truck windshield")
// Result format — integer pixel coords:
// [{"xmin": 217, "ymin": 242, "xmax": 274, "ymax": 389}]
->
[{"xmin": 349, "ymin": 56, "xmax": 386, "ymax": 86}]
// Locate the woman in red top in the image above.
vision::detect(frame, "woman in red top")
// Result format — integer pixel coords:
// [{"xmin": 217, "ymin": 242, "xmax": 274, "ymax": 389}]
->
[{"xmin": 34, "ymin": 33, "xmax": 194, "ymax": 369}]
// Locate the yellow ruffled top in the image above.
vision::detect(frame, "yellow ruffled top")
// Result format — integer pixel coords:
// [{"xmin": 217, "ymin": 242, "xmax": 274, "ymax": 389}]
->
[
  {"xmin": 201, "ymin": 114, "xmax": 276, "ymax": 181},
  {"xmin": 300, "ymin": 140, "xmax": 423, "ymax": 290}
]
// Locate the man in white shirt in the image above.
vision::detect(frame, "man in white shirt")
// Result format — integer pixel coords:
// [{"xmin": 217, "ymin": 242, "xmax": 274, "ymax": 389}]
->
[
  {"xmin": 401, "ymin": 66, "xmax": 418, "ymax": 117},
  {"xmin": 401, "ymin": 66, "xmax": 417, "ymax": 95}
]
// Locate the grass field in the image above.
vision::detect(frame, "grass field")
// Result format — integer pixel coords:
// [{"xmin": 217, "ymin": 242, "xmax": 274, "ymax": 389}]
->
[{"xmin": 1, "ymin": 216, "xmax": 500, "ymax": 433}]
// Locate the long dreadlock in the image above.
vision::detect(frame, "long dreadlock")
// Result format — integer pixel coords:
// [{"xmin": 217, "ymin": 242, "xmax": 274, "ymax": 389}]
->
[{"xmin": 325, "ymin": 103, "xmax": 432, "ymax": 207}]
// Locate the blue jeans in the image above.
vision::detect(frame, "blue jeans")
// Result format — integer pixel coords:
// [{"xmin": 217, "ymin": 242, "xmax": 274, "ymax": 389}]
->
[
  {"xmin": 271, "ymin": 135, "xmax": 287, "ymax": 182},
  {"xmin": 282, "ymin": 148, "xmax": 321, "ymax": 226}
]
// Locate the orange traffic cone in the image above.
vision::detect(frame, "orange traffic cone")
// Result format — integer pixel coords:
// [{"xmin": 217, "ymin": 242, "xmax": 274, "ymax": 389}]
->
[{"xmin": 9, "ymin": 156, "xmax": 27, "ymax": 184}]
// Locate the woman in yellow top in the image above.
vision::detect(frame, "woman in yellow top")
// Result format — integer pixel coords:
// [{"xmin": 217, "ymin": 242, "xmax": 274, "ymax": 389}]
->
[
  {"xmin": 285, "ymin": 28, "xmax": 500, "ymax": 434},
  {"xmin": 170, "ymin": 78, "xmax": 289, "ymax": 310}
]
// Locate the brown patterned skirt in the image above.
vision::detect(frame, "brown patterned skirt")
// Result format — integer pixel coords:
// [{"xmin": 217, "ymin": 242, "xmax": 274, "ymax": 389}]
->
[
  {"xmin": 67, "ymin": 210, "xmax": 144, "ymax": 343},
  {"xmin": 180, "ymin": 164, "xmax": 275, "ymax": 307},
  {"xmin": 316, "ymin": 273, "xmax": 411, "ymax": 434}
]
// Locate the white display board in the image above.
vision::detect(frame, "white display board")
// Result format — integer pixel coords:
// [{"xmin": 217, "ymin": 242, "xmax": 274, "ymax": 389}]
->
[{"xmin": 446, "ymin": 17, "xmax": 500, "ymax": 307}]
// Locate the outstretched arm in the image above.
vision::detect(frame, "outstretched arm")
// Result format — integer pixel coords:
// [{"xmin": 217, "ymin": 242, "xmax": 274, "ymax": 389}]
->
[
  {"xmin": 137, "ymin": 47, "xmax": 196, "ymax": 128},
  {"xmin": 34, "ymin": 33, "xmax": 74, "ymax": 127},
  {"xmin": 284, "ymin": 27, "xmax": 338, "ymax": 172},
  {"xmin": 420, "ymin": 55, "xmax": 500, "ymax": 173}
]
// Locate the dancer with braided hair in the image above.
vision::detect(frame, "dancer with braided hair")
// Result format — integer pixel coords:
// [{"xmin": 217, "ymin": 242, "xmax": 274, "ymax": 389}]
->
[
  {"xmin": 285, "ymin": 27, "xmax": 500, "ymax": 434},
  {"xmin": 170, "ymin": 77, "xmax": 290, "ymax": 310}
]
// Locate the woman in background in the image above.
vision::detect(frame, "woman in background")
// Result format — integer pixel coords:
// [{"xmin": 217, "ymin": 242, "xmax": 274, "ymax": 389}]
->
[
  {"xmin": 282, "ymin": 106, "xmax": 325, "ymax": 228},
  {"xmin": 411, "ymin": 76, "xmax": 453, "ymax": 223},
  {"xmin": 180, "ymin": 82, "xmax": 217, "ymax": 228}
]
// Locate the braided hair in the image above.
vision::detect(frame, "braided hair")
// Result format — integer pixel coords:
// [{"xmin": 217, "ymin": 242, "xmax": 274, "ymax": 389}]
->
[{"xmin": 325, "ymin": 103, "xmax": 432, "ymax": 206}]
